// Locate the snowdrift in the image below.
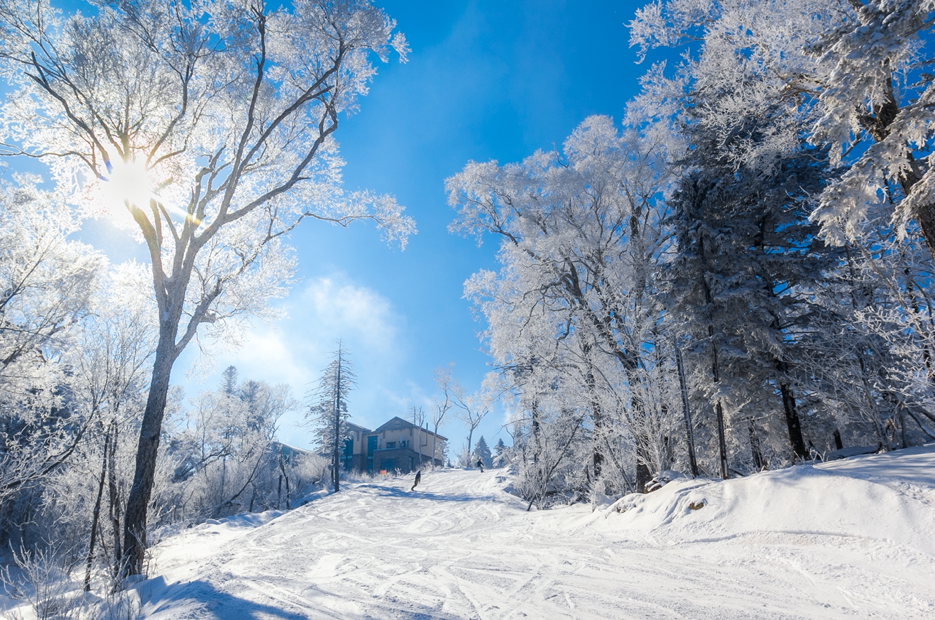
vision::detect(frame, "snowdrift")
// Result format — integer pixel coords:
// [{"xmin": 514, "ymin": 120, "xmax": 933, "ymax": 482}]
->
[{"xmin": 590, "ymin": 445, "xmax": 935, "ymax": 558}]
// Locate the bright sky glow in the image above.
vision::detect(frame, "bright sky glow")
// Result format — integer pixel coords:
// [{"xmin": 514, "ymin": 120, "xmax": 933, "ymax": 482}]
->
[{"xmin": 102, "ymin": 157, "xmax": 155, "ymax": 216}]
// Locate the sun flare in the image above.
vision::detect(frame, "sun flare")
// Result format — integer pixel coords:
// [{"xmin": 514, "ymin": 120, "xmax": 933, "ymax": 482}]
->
[{"xmin": 102, "ymin": 157, "xmax": 156, "ymax": 215}]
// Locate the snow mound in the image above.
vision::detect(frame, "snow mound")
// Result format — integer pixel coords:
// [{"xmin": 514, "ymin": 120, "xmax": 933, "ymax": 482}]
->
[{"xmin": 592, "ymin": 445, "xmax": 935, "ymax": 556}]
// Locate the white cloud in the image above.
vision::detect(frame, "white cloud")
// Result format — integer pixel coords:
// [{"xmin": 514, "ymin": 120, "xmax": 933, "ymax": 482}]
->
[
  {"xmin": 176, "ymin": 272, "xmax": 408, "ymax": 448},
  {"xmin": 297, "ymin": 276, "xmax": 399, "ymax": 356}
]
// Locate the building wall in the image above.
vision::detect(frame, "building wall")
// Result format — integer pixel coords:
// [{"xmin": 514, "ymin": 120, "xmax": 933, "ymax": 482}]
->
[
  {"xmin": 342, "ymin": 428, "xmax": 371, "ymax": 471},
  {"xmin": 374, "ymin": 427, "xmax": 431, "ymax": 456},
  {"xmin": 371, "ymin": 447, "xmax": 441, "ymax": 474}
]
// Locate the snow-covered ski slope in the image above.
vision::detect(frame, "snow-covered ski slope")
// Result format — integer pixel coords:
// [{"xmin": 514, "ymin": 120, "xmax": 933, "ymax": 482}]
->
[{"xmin": 141, "ymin": 445, "xmax": 935, "ymax": 619}]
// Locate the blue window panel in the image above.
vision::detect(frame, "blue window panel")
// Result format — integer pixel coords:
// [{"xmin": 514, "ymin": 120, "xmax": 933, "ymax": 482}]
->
[{"xmin": 367, "ymin": 436, "xmax": 376, "ymax": 473}]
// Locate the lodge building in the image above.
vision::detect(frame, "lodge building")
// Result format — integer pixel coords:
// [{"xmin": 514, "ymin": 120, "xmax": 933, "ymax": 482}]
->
[{"xmin": 342, "ymin": 416, "xmax": 447, "ymax": 474}]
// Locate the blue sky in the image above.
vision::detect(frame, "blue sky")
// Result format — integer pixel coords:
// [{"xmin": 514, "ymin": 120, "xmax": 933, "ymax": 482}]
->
[{"xmin": 77, "ymin": 0, "xmax": 664, "ymax": 454}]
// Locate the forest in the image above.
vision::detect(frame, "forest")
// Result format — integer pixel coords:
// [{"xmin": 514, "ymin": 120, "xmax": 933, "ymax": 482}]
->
[
  {"xmin": 0, "ymin": 0, "xmax": 933, "ymax": 612},
  {"xmin": 451, "ymin": 0, "xmax": 935, "ymax": 508}
]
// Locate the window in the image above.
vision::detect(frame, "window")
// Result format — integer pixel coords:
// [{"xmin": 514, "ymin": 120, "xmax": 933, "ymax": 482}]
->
[
  {"xmin": 400, "ymin": 439, "xmax": 409, "ymax": 448},
  {"xmin": 342, "ymin": 438, "xmax": 353, "ymax": 471},
  {"xmin": 386, "ymin": 441, "xmax": 396, "ymax": 449},
  {"xmin": 367, "ymin": 436, "xmax": 376, "ymax": 473}
]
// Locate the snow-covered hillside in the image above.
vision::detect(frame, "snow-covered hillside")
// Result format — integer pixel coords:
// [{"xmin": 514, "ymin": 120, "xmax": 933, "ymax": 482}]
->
[{"xmin": 133, "ymin": 446, "xmax": 935, "ymax": 619}]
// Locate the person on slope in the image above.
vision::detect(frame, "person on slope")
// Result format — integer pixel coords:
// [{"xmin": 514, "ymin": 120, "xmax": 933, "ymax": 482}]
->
[
  {"xmin": 476, "ymin": 457, "xmax": 484, "ymax": 473},
  {"xmin": 411, "ymin": 469, "xmax": 421, "ymax": 492}
]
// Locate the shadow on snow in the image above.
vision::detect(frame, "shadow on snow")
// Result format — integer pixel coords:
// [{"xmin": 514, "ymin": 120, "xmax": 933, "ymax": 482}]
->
[{"xmin": 353, "ymin": 483, "xmax": 499, "ymax": 504}]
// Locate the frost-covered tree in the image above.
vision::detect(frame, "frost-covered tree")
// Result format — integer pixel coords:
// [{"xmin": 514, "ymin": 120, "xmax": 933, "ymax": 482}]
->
[
  {"xmin": 630, "ymin": 0, "xmax": 935, "ymax": 263},
  {"xmin": 0, "ymin": 176, "xmax": 104, "ymax": 505},
  {"xmin": 492, "ymin": 437, "xmax": 508, "ymax": 467},
  {"xmin": 662, "ymin": 125, "xmax": 838, "ymax": 473},
  {"xmin": 449, "ymin": 115, "xmax": 671, "ymax": 493},
  {"xmin": 178, "ymin": 369, "xmax": 295, "ymax": 518},
  {"xmin": 629, "ymin": 0, "xmax": 935, "ymax": 470},
  {"xmin": 474, "ymin": 436, "xmax": 492, "ymax": 468},
  {"xmin": 0, "ymin": 0, "xmax": 413, "ymax": 573},
  {"xmin": 0, "ymin": 259, "xmax": 160, "ymax": 591},
  {"xmin": 306, "ymin": 342, "xmax": 355, "ymax": 492},
  {"xmin": 452, "ymin": 383, "xmax": 490, "ymax": 468},
  {"xmin": 429, "ymin": 365, "xmax": 455, "ymax": 470},
  {"xmin": 69, "ymin": 265, "xmax": 157, "ymax": 587}
]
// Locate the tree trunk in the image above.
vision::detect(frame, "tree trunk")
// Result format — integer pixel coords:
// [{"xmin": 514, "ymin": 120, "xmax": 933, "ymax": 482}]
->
[
  {"xmin": 748, "ymin": 420, "xmax": 763, "ymax": 471},
  {"xmin": 531, "ymin": 402, "xmax": 541, "ymax": 466},
  {"xmin": 913, "ymin": 202, "xmax": 935, "ymax": 274},
  {"xmin": 107, "ymin": 421, "xmax": 121, "ymax": 576},
  {"xmin": 716, "ymin": 401, "xmax": 729, "ymax": 479},
  {"xmin": 779, "ymin": 382, "xmax": 808, "ymax": 460},
  {"xmin": 675, "ymin": 344, "xmax": 699, "ymax": 477},
  {"xmin": 896, "ymin": 407, "xmax": 908, "ymax": 449},
  {"xmin": 85, "ymin": 429, "xmax": 111, "ymax": 591},
  {"xmin": 857, "ymin": 71, "xmax": 935, "ymax": 265},
  {"xmin": 122, "ymin": 330, "xmax": 176, "ymax": 576},
  {"xmin": 466, "ymin": 427, "xmax": 474, "ymax": 467},
  {"xmin": 833, "ymin": 429, "xmax": 843, "ymax": 451},
  {"xmin": 581, "ymin": 348, "xmax": 604, "ymax": 482},
  {"xmin": 636, "ymin": 444, "xmax": 652, "ymax": 493},
  {"xmin": 699, "ymin": 231, "xmax": 729, "ymax": 480},
  {"xmin": 333, "ymin": 347, "xmax": 342, "ymax": 492},
  {"xmin": 278, "ymin": 453, "xmax": 291, "ymax": 510}
]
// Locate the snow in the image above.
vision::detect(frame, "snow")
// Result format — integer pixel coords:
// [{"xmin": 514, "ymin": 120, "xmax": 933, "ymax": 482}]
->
[{"xmin": 127, "ymin": 446, "xmax": 935, "ymax": 619}]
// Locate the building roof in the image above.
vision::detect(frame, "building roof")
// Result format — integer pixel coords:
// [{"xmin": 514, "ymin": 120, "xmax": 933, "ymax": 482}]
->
[
  {"xmin": 273, "ymin": 441, "xmax": 315, "ymax": 459},
  {"xmin": 347, "ymin": 422, "xmax": 372, "ymax": 434},
  {"xmin": 372, "ymin": 416, "xmax": 447, "ymax": 441}
]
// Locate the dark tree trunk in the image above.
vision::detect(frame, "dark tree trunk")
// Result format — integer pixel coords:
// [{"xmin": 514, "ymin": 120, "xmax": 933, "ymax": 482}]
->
[
  {"xmin": 592, "ymin": 426, "xmax": 604, "ymax": 481},
  {"xmin": 108, "ymin": 421, "xmax": 122, "ymax": 576},
  {"xmin": 779, "ymin": 382, "xmax": 808, "ymax": 460},
  {"xmin": 833, "ymin": 429, "xmax": 843, "ymax": 451},
  {"xmin": 582, "ymin": 353, "xmax": 604, "ymax": 481},
  {"xmin": 716, "ymin": 402, "xmax": 729, "ymax": 479},
  {"xmin": 0, "ymin": 493, "xmax": 12, "ymax": 548},
  {"xmin": 698, "ymin": 229, "xmax": 729, "ymax": 480},
  {"xmin": 85, "ymin": 429, "xmax": 111, "ymax": 591},
  {"xmin": 278, "ymin": 453, "xmax": 291, "ymax": 510},
  {"xmin": 748, "ymin": 420, "xmax": 764, "ymax": 471},
  {"xmin": 531, "ymin": 402, "xmax": 541, "ymax": 466},
  {"xmin": 333, "ymin": 348, "xmax": 342, "ymax": 492},
  {"xmin": 675, "ymin": 344, "xmax": 699, "ymax": 477},
  {"xmin": 636, "ymin": 443, "xmax": 652, "ymax": 493},
  {"xmin": 913, "ymin": 202, "xmax": 935, "ymax": 270},
  {"xmin": 122, "ymin": 330, "xmax": 177, "ymax": 575}
]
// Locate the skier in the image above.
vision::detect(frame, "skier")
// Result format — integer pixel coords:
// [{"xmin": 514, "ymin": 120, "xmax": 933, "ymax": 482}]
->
[
  {"xmin": 476, "ymin": 457, "xmax": 484, "ymax": 473},
  {"xmin": 411, "ymin": 469, "xmax": 421, "ymax": 492}
]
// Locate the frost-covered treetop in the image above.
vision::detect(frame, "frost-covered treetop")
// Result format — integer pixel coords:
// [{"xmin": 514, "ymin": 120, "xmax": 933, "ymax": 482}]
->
[
  {"xmin": 0, "ymin": 0, "xmax": 413, "ymax": 248},
  {"xmin": 629, "ymin": 0, "xmax": 935, "ymax": 252}
]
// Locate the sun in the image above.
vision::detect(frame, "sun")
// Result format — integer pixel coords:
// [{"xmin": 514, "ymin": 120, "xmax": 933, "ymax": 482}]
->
[{"xmin": 102, "ymin": 157, "xmax": 156, "ymax": 215}]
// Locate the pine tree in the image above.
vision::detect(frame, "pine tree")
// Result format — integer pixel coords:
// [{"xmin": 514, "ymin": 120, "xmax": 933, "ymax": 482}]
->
[
  {"xmin": 493, "ymin": 438, "xmax": 508, "ymax": 466},
  {"xmin": 664, "ymin": 122, "xmax": 836, "ymax": 472},
  {"xmin": 306, "ymin": 342, "xmax": 356, "ymax": 492},
  {"xmin": 475, "ymin": 436, "xmax": 493, "ymax": 468}
]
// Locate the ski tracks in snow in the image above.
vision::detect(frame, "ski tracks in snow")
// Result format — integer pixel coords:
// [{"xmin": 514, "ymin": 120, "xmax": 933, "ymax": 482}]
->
[{"xmin": 141, "ymin": 457, "xmax": 935, "ymax": 620}]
